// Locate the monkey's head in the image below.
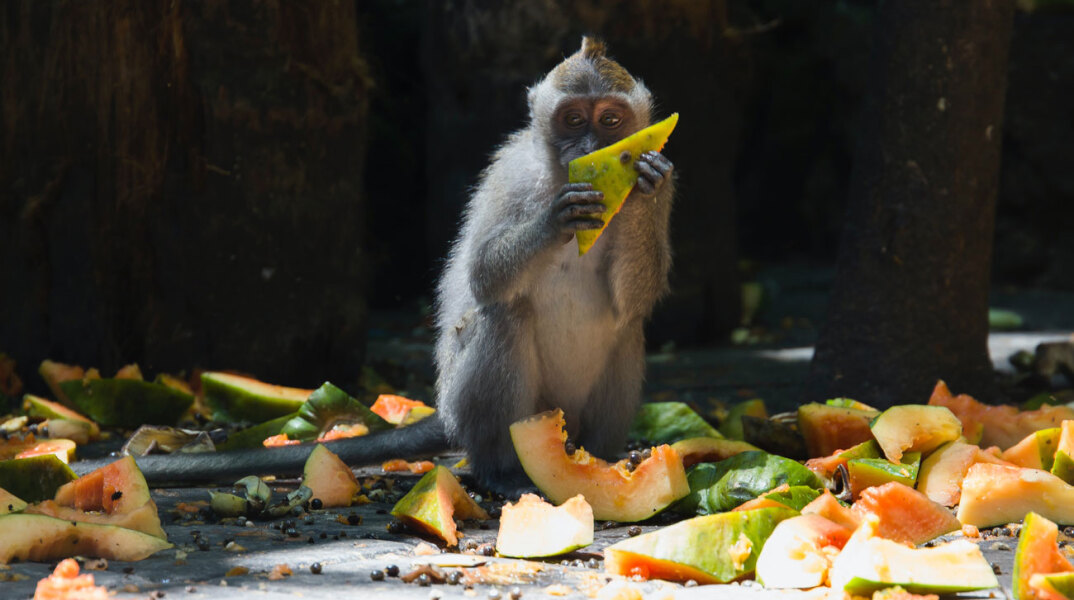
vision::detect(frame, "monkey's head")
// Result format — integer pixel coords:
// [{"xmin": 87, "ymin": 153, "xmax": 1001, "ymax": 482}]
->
[{"xmin": 528, "ymin": 37, "xmax": 654, "ymax": 166}]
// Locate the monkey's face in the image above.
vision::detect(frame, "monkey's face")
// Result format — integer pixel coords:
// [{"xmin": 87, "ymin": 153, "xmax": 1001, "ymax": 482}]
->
[{"xmin": 550, "ymin": 97, "xmax": 639, "ymax": 166}]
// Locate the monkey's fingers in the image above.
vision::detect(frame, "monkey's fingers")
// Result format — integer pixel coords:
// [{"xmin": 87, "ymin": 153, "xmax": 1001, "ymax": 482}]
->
[
  {"xmin": 565, "ymin": 218, "xmax": 604, "ymax": 232},
  {"xmin": 561, "ymin": 182, "xmax": 596, "ymax": 192},
  {"xmin": 635, "ymin": 162, "xmax": 662, "ymax": 194},
  {"xmin": 562, "ymin": 202, "xmax": 607, "ymax": 219},
  {"xmin": 559, "ymin": 189, "xmax": 604, "ymax": 206},
  {"xmin": 640, "ymin": 151, "xmax": 674, "ymax": 176}
]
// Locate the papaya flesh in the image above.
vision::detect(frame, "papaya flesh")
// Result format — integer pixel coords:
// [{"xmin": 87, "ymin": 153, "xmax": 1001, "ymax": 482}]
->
[
  {"xmin": 1014, "ymin": 512, "xmax": 1074, "ymax": 600},
  {"xmin": 850, "ymin": 482, "xmax": 960, "ymax": 546},
  {"xmin": 302, "ymin": 444, "xmax": 361, "ymax": 508},
  {"xmin": 495, "ymin": 494, "xmax": 593, "ymax": 558},
  {"xmin": 797, "ymin": 402, "xmax": 877, "ymax": 458},
  {"xmin": 929, "ymin": 380, "xmax": 1074, "ymax": 449},
  {"xmin": 390, "ymin": 466, "xmax": 489, "ymax": 547},
  {"xmin": 755, "ymin": 514, "xmax": 852, "ymax": 589},
  {"xmin": 958, "ymin": 463, "xmax": 1074, "ymax": 528},
  {"xmin": 569, "ymin": 113, "xmax": 678, "ymax": 255},
  {"xmin": 870, "ymin": 404, "xmax": 962, "ymax": 463}
]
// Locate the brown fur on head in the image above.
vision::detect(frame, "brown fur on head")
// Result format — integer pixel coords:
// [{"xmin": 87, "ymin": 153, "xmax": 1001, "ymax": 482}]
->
[{"xmin": 527, "ymin": 36, "xmax": 653, "ymax": 137}]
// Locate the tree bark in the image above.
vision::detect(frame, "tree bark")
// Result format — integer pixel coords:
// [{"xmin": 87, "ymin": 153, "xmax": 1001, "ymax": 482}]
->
[
  {"xmin": 806, "ymin": 0, "xmax": 1015, "ymax": 407},
  {"xmin": 1, "ymin": 1, "xmax": 370, "ymax": 387}
]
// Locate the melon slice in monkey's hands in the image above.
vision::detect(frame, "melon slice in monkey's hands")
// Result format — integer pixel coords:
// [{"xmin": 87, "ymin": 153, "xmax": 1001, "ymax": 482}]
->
[{"xmin": 569, "ymin": 113, "xmax": 679, "ymax": 255}]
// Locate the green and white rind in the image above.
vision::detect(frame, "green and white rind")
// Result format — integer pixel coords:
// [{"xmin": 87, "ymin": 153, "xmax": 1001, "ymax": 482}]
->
[
  {"xmin": 281, "ymin": 382, "xmax": 391, "ymax": 441},
  {"xmin": 0, "ymin": 455, "xmax": 77, "ymax": 502},
  {"xmin": 201, "ymin": 372, "xmax": 310, "ymax": 423},
  {"xmin": 870, "ymin": 405, "xmax": 962, "ymax": 462},
  {"xmin": 60, "ymin": 378, "xmax": 193, "ymax": 427},
  {"xmin": 847, "ymin": 452, "xmax": 921, "ymax": 489},
  {"xmin": 628, "ymin": 402, "xmax": 722, "ymax": 445},
  {"xmin": 830, "ymin": 537, "xmax": 998, "ymax": 595},
  {"xmin": 0, "ymin": 488, "xmax": 27, "ymax": 514},
  {"xmin": 0, "ymin": 513, "xmax": 173, "ymax": 563},
  {"xmin": 606, "ymin": 506, "xmax": 797, "ymax": 583},
  {"xmin": 23, "ymin": 394, "xmax": 99, "ymax": 436},
  {"xmin": 1052, "ymin": 451, "xmax": 1074, "ymax": 485}
]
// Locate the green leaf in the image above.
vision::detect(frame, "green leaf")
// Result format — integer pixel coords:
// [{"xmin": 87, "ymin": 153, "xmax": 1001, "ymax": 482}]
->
[
  {"xmin": 629, "ymin": 402, "xmax": 722, "ymax": 445},
  {"xmin": 675, "ymin": 451, "xmax": 824, "ymax": 515}
]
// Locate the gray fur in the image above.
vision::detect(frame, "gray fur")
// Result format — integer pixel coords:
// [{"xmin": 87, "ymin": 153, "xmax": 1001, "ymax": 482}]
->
[{"xmin": 435, "ymin": 39, "xmax": 674, "ymax": 492}]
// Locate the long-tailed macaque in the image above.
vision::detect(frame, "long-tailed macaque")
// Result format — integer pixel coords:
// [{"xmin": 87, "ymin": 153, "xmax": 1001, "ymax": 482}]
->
[{"xmin": 75, "ymin": 38, "xmax": 674, "ymax": 496}]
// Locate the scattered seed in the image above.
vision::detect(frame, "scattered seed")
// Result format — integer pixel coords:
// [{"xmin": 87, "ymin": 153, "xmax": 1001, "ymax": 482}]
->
[
  {"xmin": 488, "ymin": 589, "xmax": 501, "ymax": 600},
  {"xmin": 586, "ymin": 558, "xmax": 600, "ymax": 569},
  {"xmin": 446, "ymin": 571, "xmax": 463, "ymax": 585},
  {"xmin": 509, "ymin": 586, "xmax": 522, "ymax": 600},
  {"xmin": 347, "ymin": 513, "xmax": 362, "ymax": 526},
  {"xmin": 992, "ymin": 563, "xmax": 1002, "ymax": 575},
  {"xmin": 310, "ymin": 498, "xmax": 323, "ymax": 510},
  {"xmin": 685, "ymin": 580, "xmax": 698, "ymax": 588},
  {"xmin": 417, "ymin": 573, "xmax": 431, "ymax": 586},
  {"xmin": 628, "ymin": 526, "xmax": 642, "ymax": 537},
  {"xmin": 385, "ymin": 564, "xmax": 400, "ymax": 577},
  {"xmin": 310, "ymin": 563, "xmax": 322, "ymax": 575},
  {"xmin": 370, "ymin": 570, "xmax": 386, "ymax": 581}
]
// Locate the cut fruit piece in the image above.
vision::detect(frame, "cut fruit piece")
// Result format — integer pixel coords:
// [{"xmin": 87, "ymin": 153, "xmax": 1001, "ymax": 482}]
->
[
  {"xmin": 851, "ymin": 482, "xmax": 960, "ymax": 546},
  {"xmin": 870, "ymin": 405, "xmax": 962, "ymax": 463},
  {"xmin": 569, "ymin": 113, "xmax": 678, "ymax": 255},
  {"xmin": 918, "ymin": 440, "xmax": 1011, "ymax": 507},
  {"xmin": 38, "ymin": 360, "xmax": 87, "ymax": 407},
  {"xmin": 826, "ymin": 398, "xmax": 878, "ymax": 411},
  {"xmin": 829, "ymin": 516, "xmax": 999, "ymax": 596},
  {"xmin": 32, "ymin": 455, "xmax": 165, "ymax": 539},
  {"xmin": 201, "ymin": 371, "xmax": 313, "ymax": 422},
  {"xmin": 805, "ymin": 439, "xmax": 881, "ymax": 479},
  {"xmin": 60, "ymin": 378, "xmax": 194, "ymax": 427},
  {"xmin": 732, "ymin": 485, "xmax": 820, "ymax": 513},
  {"xmin": 677, "ymin": 451, "xmax": 824, "ymax": 516},
  {"xmin": 34, "ymin": 558, "xmax": 109, "ymax": 600},
  {"xmin": 23, "ymin": 394, "xmax": 100, "ymax": 440},
  {"xmin": 390, "ymin": 466, "xmax": 489, "ymax": 546},
  {"xmin": 755, "ymin": 514, "xmax": 852, "ymax": 589},
  {"xmin": 846, "ymin": 452, "xmax": 921, "ymax": 498},
  {"xmin": 1003, "ymin": 428, "xmax": 1062, "ymax": 471},
  {"xmin": 0, "ymin": 455, "xmax": 76, "ymax": 502},
  {"xmin": 1030, "ymin": 573, "xmax": 1074, "ymax": 600},
  {"xmin": 511, "ymin": 409, "xmax": 689, "ymax": 522},
  {"xmin": 958, "ymin": 463, "xmax": 1074, "ymax": 528},
  {"xmin": 0, "ymin": 487, "xmax": 26, "ymax": 514},
  {"xmin": 301, "ymin": 444, "xmax": 360, "ymax": 508},
  {"xmin": 1013, "ymin": 512, "xmax": 1074, "ymax": 600},
  {"xmin": 929, "ymin": 380, "xmax": 1074, "ymax": 449},
  {"xmin": 797, "ymin": 402, "xmax": 878, "ymax": 458},
  {"xmin": 15, "ymin": 439, "xmax": 76, "ymax": 463},
  {"xmin": 719, "ymin": 399, "xmax": 767, "ymax": 440},
  {"xmin": 628, "ymin": 402, "xmax": 722, "ymax": 445},
  {"xmin": 671, "ymin": 437, "xmax": 759, "ymax": 468},
  {"xmin": 114, "ymin": 363, "xmax": 144, "ymax": 380},
  {"xmin": 495, "ymin": 494, "xmax": 593, "ymax": 558},
  {"xmin": 1050, "ymin": 421, "xmax": 1074, "ymax": 485},
  {"xmin": 801, "ymin": 490, "xmax": 861, "ymax": 532},
  {"xmin": 370, "ymin": 394, "xmax": 436, "ymax": 426},
  {"xmin": 604, "ymin": 506, "xmax": 796, "ymax": 584},
  {"xmin": 281, "ymin": 382, "xmax": 391, "ymax": 441},
  {"xmin": 0, "ymin": 513, "xmax": 172, "ymax": 563}
]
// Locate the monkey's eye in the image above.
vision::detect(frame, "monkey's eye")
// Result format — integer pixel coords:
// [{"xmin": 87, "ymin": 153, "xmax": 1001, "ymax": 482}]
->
[
  {"xmin": 599, "ymin": 112, "xmax": 623, "ymax": 128},
  {"xmin": 563, "ymin": 112, "xmax": 586, "ymax": 129}
]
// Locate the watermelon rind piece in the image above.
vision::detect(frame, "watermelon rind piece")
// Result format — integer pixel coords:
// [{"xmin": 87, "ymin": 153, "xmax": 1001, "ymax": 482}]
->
[
  {"xmin": 281, "ymin": 382, "xmax": 391, "ymax": 441},
  {"xmin": 201, "ymin": 371, "xmax": 312, "ymax": 423},
  {"xmin": 0, "ymin": 513, "xmax": 172, "ymax": 563},
  {"xmin": 604, "ymin": 506, "xmax": 796, "ymax": 584},
  {"xmin": 0, "ymin": 454, "xmax": 76, "ymax": 502},
  {"xmin": 61, "ymin": 378, "xmax": 193, "ymax": 428}
]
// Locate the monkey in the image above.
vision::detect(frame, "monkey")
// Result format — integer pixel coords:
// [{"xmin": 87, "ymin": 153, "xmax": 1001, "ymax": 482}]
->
[{"xmin": 72, "ymin": 38, "xmax": 675, "ymax": 496}]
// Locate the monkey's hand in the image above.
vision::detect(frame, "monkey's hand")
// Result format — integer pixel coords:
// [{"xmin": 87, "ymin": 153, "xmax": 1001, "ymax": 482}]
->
[
  {"xmin": 633, "ymin": 151, "xmax": 674, "ymax": 197},
  {"xmin": 548, "ymin": 183, "xmax": 605, "ymax": 242}
]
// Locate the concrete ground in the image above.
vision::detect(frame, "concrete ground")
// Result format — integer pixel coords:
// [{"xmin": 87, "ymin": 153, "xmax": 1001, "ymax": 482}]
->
[{"xmin": 4, "ymin": 276, "xmax": 1072, "ymax": 599}]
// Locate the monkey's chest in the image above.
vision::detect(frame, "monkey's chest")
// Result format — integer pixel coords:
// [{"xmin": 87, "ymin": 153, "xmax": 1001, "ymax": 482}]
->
[{"xmin": 529, "ymin": 243, "xmax": 617, "ymax": 405}]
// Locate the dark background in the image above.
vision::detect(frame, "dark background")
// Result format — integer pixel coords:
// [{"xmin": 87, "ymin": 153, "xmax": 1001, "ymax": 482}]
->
[{"xmin": 2, "ymin": 0, "xmax": 1072, "ymax": 392}]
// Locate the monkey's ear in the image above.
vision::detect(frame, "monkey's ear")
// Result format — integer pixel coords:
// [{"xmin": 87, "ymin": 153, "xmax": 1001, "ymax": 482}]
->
[{"xmin": 580, "ymin": 36, "xmax": 607, "ymax": 60}]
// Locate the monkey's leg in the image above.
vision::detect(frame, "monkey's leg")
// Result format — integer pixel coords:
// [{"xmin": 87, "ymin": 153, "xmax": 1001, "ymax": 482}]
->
[
  {"xmin": 440, "ymin": 303, "xmax": 540, "ymax": 495},
  {"xmin": 577, "ymin": 322, "xmax": 646, "ymax": 458}
]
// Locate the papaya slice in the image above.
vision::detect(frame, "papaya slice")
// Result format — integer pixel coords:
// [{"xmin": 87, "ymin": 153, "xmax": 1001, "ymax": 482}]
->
[
  {"xmin": 755, "ymin": 514, "xmax": 852, "ymax": 589},
  {"xmin": 0, "ymin": 513, "xmax": 172, "ymax": 563},
  {"xmin": 797, "ymin": 402, "xmax": 877, "ymax": 458},
  {"xmin": 370, "ymin": 394, "xmax": 436, "ymax": 426},
  {"xmin": 495, "ymin": 494, "xmax": 593, "ymax": 558},
  {"xmin": 929, "ymin": 380, "xmax": 1074, "ymax": 449},
  {"xmin": 958, "ymin": 463, "xmax": 1074, "ymax": 528},
  {"xmin": 569, "ymin": 113, "xmax": 678, "ymax": 255},
  {"xmin": 390, "ymin": 466, "xmax": 489, "ymax": 546},
  {"xmin": 850, "ymin": 482, "xmax": 960, "ymax": 546},
  {"xmin": 1014, "ymin": 512, "xmax": 1074, "ymax": 600},
  {"xmin": 302, "ymin": 444, "xmax": 360, "ymax": 508}
]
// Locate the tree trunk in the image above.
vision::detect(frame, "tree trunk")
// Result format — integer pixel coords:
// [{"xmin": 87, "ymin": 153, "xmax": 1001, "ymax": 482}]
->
[
  {"xmin": 806, "ymin": 0, "xmax": 1014, "ymax": 407},
  {"xmin": 1, "ymin": 1, "xmax": 370, "ymax": 388}
]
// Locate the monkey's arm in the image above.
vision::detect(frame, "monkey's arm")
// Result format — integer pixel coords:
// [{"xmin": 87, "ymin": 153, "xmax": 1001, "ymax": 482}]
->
[
  {"xmin": 72, "ymin": 416, "xmax": 451, "ymax": 485},
  {"xmin": 609, "ymin": 151, "xmax": 674, "ymax": 320}
]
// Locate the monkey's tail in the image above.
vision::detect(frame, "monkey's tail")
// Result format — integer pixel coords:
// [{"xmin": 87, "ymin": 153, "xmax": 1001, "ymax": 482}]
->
[{"xmin": 72, "ymin": 416, "xmax": 453, "ymax": 485}]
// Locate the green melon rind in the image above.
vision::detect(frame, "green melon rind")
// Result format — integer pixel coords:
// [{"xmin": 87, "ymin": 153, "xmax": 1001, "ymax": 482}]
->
[
  {"xmin": 60, "ymin": 379, "xmax": 193, "ymax": 428},
  {"xmin": 831, "ymin": 536, "xmax": 998, "ymax": 595},
  {"xmin": 281, "ymin": 382, "xmax": 391, "ymax": 441},
  {"xmin": 0, "ymin": 513, "xmax": 172, "ymax": 563},
  {"xmin": 605, "ymin": 506, "xmax": 797, "ymax": 583},
  {"xmin": 0, "ymin": 455, "xmax": 77, "ymax": 502},
  {"xmin": 23, "ymin": 394, "xmax": 100, "ymax": 438},
  {"xmin": 870, "ymin": 405, "xmax": 962, "ymax": 463},
  {"xmin": 0, "ymin": 488, "xmax": 27, "ymax": 514},
  {"xmin": 1051, "ymin": 451, "xmax": 1074, "ymax": 485},
  {"xmin": 719, "ymin": 399, "xmax": 767, "ymax": 441},
  {"xmin": 629, "ymin": 402, "xmax": 723, "ymax": 445},
  {"xmin": 201, "ymin": 372, "xmax": 311, "ymax": 423},
  {"xmin": 847, "ymin": 452, "xmax": 921, "ymax": 492}
]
